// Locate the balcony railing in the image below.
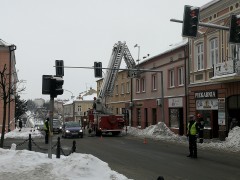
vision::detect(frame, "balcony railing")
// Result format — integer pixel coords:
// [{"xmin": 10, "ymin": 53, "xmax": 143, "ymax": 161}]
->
[
  {"xmin": 75, "ymin": 111, "xmax": 84, "ymax": 116},
  {"xmin": 211, "ymin": 59, "xmax": 240, "ymax": 81}
]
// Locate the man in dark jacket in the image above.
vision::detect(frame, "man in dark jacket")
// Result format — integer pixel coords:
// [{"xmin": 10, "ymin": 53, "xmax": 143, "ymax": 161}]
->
[
  {"xmin": 197, "ymin": 113, "xmax": 204, "ymax": 143},
  {"xmin": 187, "ymin": 115, "xmax": 199, "ymax": 158},
  {"xmin": 44, "ymin": 118, "xmax": 49, "ymax": 144},
  {"xmin": 19, "ymin": 120, "xmax": 23, "ymax": 132}
]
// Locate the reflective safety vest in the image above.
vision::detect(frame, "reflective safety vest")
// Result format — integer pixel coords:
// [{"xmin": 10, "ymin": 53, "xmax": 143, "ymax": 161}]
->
[
  {"xmin": 188, "ymin": 122, "xmax": 197, "ymax": 135},
  {"xmin": 44, "ymin": 121, "xmax": 49, "ymax": 131}
]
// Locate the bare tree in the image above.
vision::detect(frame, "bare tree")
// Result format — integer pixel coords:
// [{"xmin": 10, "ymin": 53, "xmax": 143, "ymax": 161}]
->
[{"xmin": 0, "ymin": 64, "xmax": 25, "ymax": 148}]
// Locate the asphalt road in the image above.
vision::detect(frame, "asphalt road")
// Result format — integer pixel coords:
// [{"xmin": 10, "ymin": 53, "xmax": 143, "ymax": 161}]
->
[{"xmin": 3, "ymin": 133, "xmax": 240, "ymax": 180}]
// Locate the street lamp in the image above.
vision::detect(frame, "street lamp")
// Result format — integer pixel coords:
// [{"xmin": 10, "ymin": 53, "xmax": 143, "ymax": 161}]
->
[
  {"xmin": 64, "ymin": 89, "xmax": 74, "ymax": 99},
  {"xmin": 134, "ymin": 44, "xmax": 140, "ymax": 65}
]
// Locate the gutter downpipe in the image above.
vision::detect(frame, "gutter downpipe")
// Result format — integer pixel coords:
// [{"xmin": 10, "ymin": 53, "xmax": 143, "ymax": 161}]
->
[{"xmin": 8, "ymin": 45, "xmax": 16, "ymax": 132}]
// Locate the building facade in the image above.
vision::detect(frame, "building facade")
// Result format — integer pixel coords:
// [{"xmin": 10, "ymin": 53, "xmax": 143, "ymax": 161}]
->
[
  {"xmin": 63, "ymin": 88, "xmax": 97, "ymax": 123},
  {"xmin": 188, "ymin": 0, "xmax": 240, "ymax": 139},
  {"xmin": 131, "ymin": 41, "xmax": 188, "ymax": 135},
  {"xmin": 0, "ymin": 39, "xmax": 17, "ymax": 133}
]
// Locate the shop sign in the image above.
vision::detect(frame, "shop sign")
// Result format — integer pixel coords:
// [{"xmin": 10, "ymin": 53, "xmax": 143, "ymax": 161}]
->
[
  {"xmin": 168, "ymin": 97, "xmax": 183, "ymax": 107},
  {"xmin": 195, "ymin": 90, "xmax": 217, "ymax": 99},
  {"xmin": 218, "ymin": 98, "xmax": 226, "ymax": 125},
  {"xmin": 196, "ymin": 99, "xmax": 218, "ymax": 110}
]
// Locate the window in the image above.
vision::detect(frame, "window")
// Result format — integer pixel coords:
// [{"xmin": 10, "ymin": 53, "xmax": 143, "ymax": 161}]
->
[
  {"xmin": 196, "ymin": 43, "xmax": 204, "ymax": 70},
  {"xmin": 126, "ymin": 81, "xmax": 130, "ymax": 93},
  {"xmin": 141, "ymin": 78, "xmax": 145, "ymax": 92},
  {"xmin": 152, "ymin": 74, "xmax": 157, "ymax": 90},
  {"xmin": 136, "ymin": 79, "xmax": 140, "ymax": 93},
  {"xmin": 231, "ymin": 44, "xmax": 240, "ymax": 59},
  {"xmin": 169, "ymin": 69, "xmax": 175, "ymax": 88},
  {"xmin": 121, "ymin": 83, "xmax": 124, "ymax": 94},
  {"xmin": 77, "ymin": 105, "xmax": 82, "ymax": 112},
  {"xmin": 210, "ymin": 38, "xmax": 219, "ymax": 66},
  {"xmin": 178, "ymin": 67, "xmax": 184, "ymax": 86},
  {"xmin": 115, "ymin": 85, "xmax": 118, "ymax": 95}
]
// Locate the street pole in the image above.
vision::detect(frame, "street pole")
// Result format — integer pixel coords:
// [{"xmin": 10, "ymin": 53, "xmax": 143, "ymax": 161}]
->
[
  {"xmin": 170, "ymin": 18, "xmax": 229, "ymax": 31},
  {"xmin": 48, "ymin": 95, "xmax": 54, "ymax": 159},
  {"xmin": 160, "ymin": 71, "xmax": 164, "ymax": 123}
]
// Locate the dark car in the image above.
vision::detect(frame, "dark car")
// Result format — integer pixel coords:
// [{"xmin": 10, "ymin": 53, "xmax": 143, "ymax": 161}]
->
[
  {"xmin": 53, "ymin": 119, "xmax": 62, "ymax": 134},
  {"xmin": 62, "ymin": 121, "xmax": 83, "ymax": 138}
]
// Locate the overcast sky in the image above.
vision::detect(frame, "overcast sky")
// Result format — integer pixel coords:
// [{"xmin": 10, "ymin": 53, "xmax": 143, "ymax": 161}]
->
[{"xmin": 1, "ymin": 0, "xmax": 210, "ymax": 101}]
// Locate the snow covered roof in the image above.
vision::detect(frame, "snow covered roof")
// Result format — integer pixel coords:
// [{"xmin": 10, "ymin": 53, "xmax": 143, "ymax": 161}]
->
[
  {"xmin": 200, "ymin": 0, "xmax": 220, "ymax": 11},
  {"xmin": 0, "ymin": 39, "xmax": 14, "ymax": 47},
  {"xmin": 63, "ymin": 93, "xmax": 97, "ymax": 105},
  {"xmin": 140, "ymin": 38, "xmax": 188, "ymax": 64}
]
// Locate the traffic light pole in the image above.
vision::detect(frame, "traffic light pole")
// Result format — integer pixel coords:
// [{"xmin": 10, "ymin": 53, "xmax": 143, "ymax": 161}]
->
[
  {"xmin": 48, "ymin": 95, "xmax": 54, "ymax": 159},
  {"xmin": 170, "ymin": 18, "xmax": 229, "ymax": 31}
]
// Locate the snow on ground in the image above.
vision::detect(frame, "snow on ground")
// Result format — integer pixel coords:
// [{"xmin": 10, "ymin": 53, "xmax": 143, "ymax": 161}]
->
[
  {"xmin": 126, "ymin": 122, "xmax": 240, "ymax": 152},
  {"xmin": 3, "ymin": 127, "xmax": 44, "ymax": 139},
  {"xmin": 0, "ymin": 122, "xmax": 240, "ymax": 180},
  {"xmin": 0, "ymin": 128, "xmax": 131, "ymax": 180}
]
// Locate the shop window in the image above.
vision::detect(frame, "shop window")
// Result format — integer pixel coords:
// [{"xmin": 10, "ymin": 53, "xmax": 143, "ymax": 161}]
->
[
  {"xmin": 152, "ymin": 108, "xmax": 157, "ymax": 125},
  {"xmin": 169, "ymin": 108, "xmax": 179, "ymax": 128}
]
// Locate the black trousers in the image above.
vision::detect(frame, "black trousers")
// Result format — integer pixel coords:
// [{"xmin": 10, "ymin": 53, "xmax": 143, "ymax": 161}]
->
[
  {"xmin": 199, "ymin": 130, "xmax": 204, "ymax": 143},
  {"xmin": 45, "ymin": 131, "xmax": 49, "ymax": 144},
  {"xmin": 189, "ymin": 135, "xmax": 197, "ymax": 156}
]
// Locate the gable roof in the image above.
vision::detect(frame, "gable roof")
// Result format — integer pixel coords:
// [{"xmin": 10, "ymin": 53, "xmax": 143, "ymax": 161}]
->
[{"xmin": 0, "ymin": 39, "xmax": 14, "ymax": 47}]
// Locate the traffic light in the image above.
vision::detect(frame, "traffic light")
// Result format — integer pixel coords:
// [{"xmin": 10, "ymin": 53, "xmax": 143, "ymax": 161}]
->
[
  {"xmin": 229, "ymin": 15, "xmax": 240, "ymax": 44},
  {"xmin": 50, "ymin": 76, "xmax": 64, "ymax": 97},
  {"xmin": 182, "ymin": 5, "xmax": 200, "ymax": 38},
  {"xmin": 42, "ymin": 75, "xmax": 52, "ymax": 95},
  {"xmin": 55, "ymin": 60, "xmax": 64, "ymax": 77},
  {"xmin": 94, "ymin": 62, "xmax": 102, "ymax": 78}
]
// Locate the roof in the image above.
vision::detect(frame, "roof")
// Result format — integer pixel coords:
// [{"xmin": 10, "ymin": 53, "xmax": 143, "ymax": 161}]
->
[
  {"xmin": 0, "ymin": 39, "xmax": 14, "ymax": 47},
  {"xmin": 200, "ymin": 0, "xmax": 220, "ymax": 11},
  {"xmin": 63, "ymin": 93, "xmax": 97, "ymax": 105},
  {"xmin": 140, "ymin": 38, "xmax": 188, "ymax": 64}
]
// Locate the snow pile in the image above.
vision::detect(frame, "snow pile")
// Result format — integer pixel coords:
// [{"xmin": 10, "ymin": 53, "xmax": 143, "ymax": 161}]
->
[
  {"xmin": 127, "ymin": 122, "xmax": 185, "ymax": 142},
  {"xmin": 4, "ymin": 128, "xmax": 44, "ymax": 139},
  {"xmin": 127, "ymin": 122, "xmax": 240, "ymax": 152},
  {"xmin": 200, "ymin": 126, "xmax": 240, "ymax": 152},
  {"xmin": 0, "ymin": 148, "xmax": 131, "ymax": 180},
  {"xmin": 226, "ymin": 126, "xmax": 240, "ymax": 148}
]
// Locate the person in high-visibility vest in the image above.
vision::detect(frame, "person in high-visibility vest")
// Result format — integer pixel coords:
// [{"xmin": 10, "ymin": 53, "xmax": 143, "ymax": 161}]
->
[
  {"xmin": 44, "ymin": 118, "xmax": 49, "ymax": 144},
  {"xmin": 187, "ymin": 115, "xmax": 199, "ymax": 158}
]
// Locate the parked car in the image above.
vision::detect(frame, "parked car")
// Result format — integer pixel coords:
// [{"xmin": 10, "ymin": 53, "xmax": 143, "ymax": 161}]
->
[
  {"xmin": 53, "ymin": 119, "xmax": 62, "ymax": 134},
  {"xmin": 35, "ymin": 124, "xmax": 44, "ymax": 131},
  {"xmin": 62, "ymin": 121, "xmax": 83, "ymax": 138}
]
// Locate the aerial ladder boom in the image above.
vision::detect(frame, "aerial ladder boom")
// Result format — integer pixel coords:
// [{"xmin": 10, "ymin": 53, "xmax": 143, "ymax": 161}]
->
[{"xmin": 96, "ymin": 41, "xmax": 136, "ymax": 113}]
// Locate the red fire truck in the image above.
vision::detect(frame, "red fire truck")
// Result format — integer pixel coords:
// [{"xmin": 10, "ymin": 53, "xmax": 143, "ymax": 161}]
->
[{"xmin": 87, "ymin": 41, "xmax": 136, "ymax": 136}]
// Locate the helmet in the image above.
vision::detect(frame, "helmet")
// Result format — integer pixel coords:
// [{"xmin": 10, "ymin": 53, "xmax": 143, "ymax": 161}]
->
[{"xmin": 197, "ymin": 113, "xmax": 202, "ymax": 118}]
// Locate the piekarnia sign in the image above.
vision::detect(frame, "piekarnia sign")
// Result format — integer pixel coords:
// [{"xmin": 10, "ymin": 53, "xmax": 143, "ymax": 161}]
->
[{"xmin": 195, "ymin": 90, "xmax": 217, "ymax": 99}]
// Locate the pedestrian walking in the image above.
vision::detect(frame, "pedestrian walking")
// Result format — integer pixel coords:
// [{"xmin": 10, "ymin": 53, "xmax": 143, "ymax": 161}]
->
[
  {"xmin": 197, "ymin": 113, "xmax": 204, "ymax": 143},
  {"xmin": 19, "ymin": 120, "xmax": 23, "ymax": 132},
  {"xmin": 44, "ymin": 118, "xmax": 50, "ymax": 144},
  {"xmin": 187, "ymin": 115, "xmax": 199, "ymax": 158}
]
